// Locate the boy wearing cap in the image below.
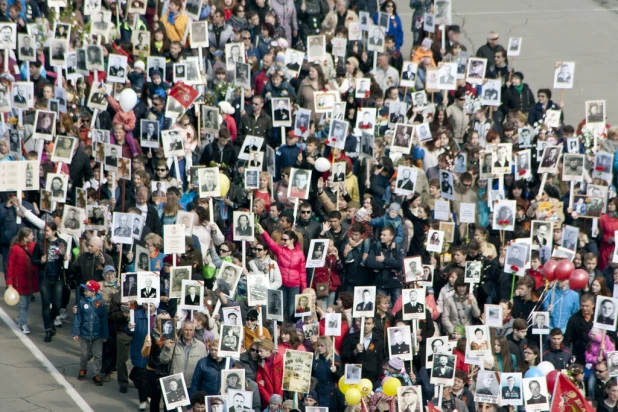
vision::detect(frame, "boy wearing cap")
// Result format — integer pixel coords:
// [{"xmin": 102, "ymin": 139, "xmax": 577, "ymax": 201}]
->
[
  {"xmin": 266, "ymin": 394, "xmax": 283, "ymax": 411},
  {"xmin": 72, "ymin": 279, "xmax": 109, "ymax": 386}
]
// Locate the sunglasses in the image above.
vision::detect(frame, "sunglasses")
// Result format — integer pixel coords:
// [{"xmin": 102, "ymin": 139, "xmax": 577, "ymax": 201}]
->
[
  {"xmin": 220, "ymin": 249, "xmax": 230, "ymax": 253},
  {"xmin": 157, "ymin": 168, "xmax": 167, "ymax": 172},
  {"xmin": 250, "ymin": 348, "xmax": 259, "ymax": 352},
  {"xmin": 251, "ymin": 247, "xmax": 264, "ymax": 251},
  {"xmin": 247, "ymin": 318, "xmax": 257, "ymax": 322},
  {"xmin": 300, "ymin": 210, "xmax": 311, "ymax": 214},
  {"xmin": 281, "ymin": 238, "xmax": 290, "ymax": 241}
]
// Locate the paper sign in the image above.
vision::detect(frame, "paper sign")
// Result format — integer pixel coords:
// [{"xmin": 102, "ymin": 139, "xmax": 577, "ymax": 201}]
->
[
  {"xmin": 163, "ymin": 224, "xmax": 186, "ymax": 254},
  {"xmin": 460, "ymin": 203, "xmax": 476, "ymax": 223}
]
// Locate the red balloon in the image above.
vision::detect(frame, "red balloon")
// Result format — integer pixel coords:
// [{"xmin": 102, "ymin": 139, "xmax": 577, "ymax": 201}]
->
[
  {"xmin": 569, "ymin": 269, "xmax": 589, "ymax": 290},
  {"xmin": 546, "ymin": 370, "xmax": 559, "ymax": 390},
  {"xmin": 555, "ymin": 259, "xmax": 575, "ymax": 281},
  {"xmin": 543, "ymin": 260, "xmax": 559, "ymax": 281}
]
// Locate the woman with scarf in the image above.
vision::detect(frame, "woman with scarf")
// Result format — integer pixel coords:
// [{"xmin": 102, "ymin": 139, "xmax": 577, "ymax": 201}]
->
[
  {"xmin": 158, "ymin": 0, "xmax": 189, "ymax": 43},
  {"xmin": 228, "ymin": 4, "xmax": 247, "ymax": 31},
  {"xmin": 502, "ymin": 71, "xmax": 536, "ymax": 116},
  {"xmin": 248, "ymin": 238, "xmax": 282, "ymax": 289},
  {"xmin": 312, "ymin": 336, "xmax": 343, "ymax": 409},
  {"xmin": 243, "ymin": 308, "xmax": 271, "ymax": 349},
  {"xmin": 441, "ymin": 277, "xmax": 481, "ymax": 335},
  {"xmin": 372, "ymin": 1, "xmax": 403, "ymax": 50},
  {"xmin": 7, "ymin": 227, "xmax": 37, "ymax": 335},
  {"xmin": 126, "ymin": 233, "xmax": 167, "ymax": 273}
]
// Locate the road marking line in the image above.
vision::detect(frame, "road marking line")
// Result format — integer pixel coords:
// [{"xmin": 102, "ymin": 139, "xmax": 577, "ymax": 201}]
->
[{"xmin": 0, "ymin": 305, "xmax": 94, "ymax": 412}]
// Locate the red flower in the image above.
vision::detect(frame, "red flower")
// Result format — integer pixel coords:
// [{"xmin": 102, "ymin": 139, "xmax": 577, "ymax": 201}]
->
[
  {"xmin": 499, "ymin": 219, "xmax": 510, "ymax": 226},
  {"xmin": 511, "ymin": 265, "xmax": 519, "ymax": 272},
  {"xmin": 325, "ymin": 140, "xmax": 331, "ymax": 145},
  {"xmin": 360, "ymin": 124, "xmax": 372, "ymax": 129},
  {"xmin": 299, "ymin": 125, "xmax": 307, "ymax": 133},
  {"xmin": 518, "ymin": 170, "xmax": 526, "ymax": 175},
  {"xmin": 595, "ymin": 166, "xmax": 605, "ymax": 171},
  {"xmin": 364, "ymin": 91, "xmax": 370, "ymax": 99},
  {"xmin": 332, "ymin": 138, "xmax": 337, "ymax": 142}
]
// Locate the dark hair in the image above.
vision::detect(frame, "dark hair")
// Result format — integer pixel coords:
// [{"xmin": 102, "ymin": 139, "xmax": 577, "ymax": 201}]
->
[
  {"xmin": 328, "ymin": 210, "xmax": 342, "ymax": 220},
  {"xmin": 338, "ymin": 291, "xmax": 353, "ymax": 309},
  {"xmin": 194, "ymin": 206, "xmax": 209, "ymax": 224},
  {"xmin": 283, "ymin": 230, "xmax": 298, "ymax": 245},
  {"xmin": 380, "ymin": 0, "xmax": 397, "ymax": 13},
  {"xmin": 549, "ymin": 328, "xmax": 562, "ymax": 337},
  {"xmin": 381, "ymin": 226, "xmax": 395, "ymax": 237},
  {"xmin": 190, "ymin": 391, "xmax": 207, "ymax": 406},
  {"xmin": 512, "ymin": 318, "xmax": 528, "ymax": 331},
  {"xmin": 537, "ymin": 88, "xmax": 552, "ymax": 99},
  {"xmin": 280, "ymin": 323, "xmax": 303, "ymax": 349}
]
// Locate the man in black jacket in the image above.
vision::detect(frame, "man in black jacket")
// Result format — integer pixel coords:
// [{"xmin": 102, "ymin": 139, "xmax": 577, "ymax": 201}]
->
[
  {"xmin": 506, "ymin": 318, "xmax": 528, "ymax": 366},
  {"xmin": 543, "ymin": 328, "xmax": 572, "ymax": 371},
  {"xmin": 294, "ymin": 202, "xmax": 322, "ymax": 256},
  {"xmin": 69, "ymin": 146, "xmax": 94, "ymax": 192},
  {"xmin": 564, "ymin": 294, "xmax": 595, "ymax": 364},
  {"xmin": 70, "ymin": 236, "xmax": 114, "ymax": 300},
  {"xmin": 108, "ymin": 291, "xmax": 132, "ymax": 392},
  {"xmin": 199, "ymin": 127, "xmax": 237, "ymax": 169},
  {"xmin": 341, "ymin": 317, "xmax": 384, "ymax": 383},
  {"xmin": 341, "ymin": 223, "xmax": 372, "ymax": 292},
  {"xmin": 366, "ymin": 226, "xmax": 404, "ymax": 303},
  {"xmin": 118, "ymin": 187, "xmax": 161, "ymax": 238}
]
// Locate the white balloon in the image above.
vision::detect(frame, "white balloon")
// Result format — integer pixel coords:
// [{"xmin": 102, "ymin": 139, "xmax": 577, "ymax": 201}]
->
[
  {"xmin": 536, "ymin": 361, "xmax": 555, "ymax": 376},
  {"xmin": 118, "ymin": 89, "xmax": 137, "ymax": 113},
  {"xmin": 315, "ymin": 157, "xmax": 331, "ymax": 172},
  {"xmin": 4, "ymin": 286, "xmax": 19, "ymax": 306}
]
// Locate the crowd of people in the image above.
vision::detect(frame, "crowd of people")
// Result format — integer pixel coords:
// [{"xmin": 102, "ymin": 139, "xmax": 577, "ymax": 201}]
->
[{"xmin": 0, "ymin": 0, "xmax": 617, "ymax": 411}]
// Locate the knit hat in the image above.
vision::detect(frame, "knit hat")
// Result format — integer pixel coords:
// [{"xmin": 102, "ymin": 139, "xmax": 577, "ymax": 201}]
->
[
  {"xmin": 454, "ymin": 325, "xmax": 466, "ymax": 337},
  {"xmin": 103, "ymin": 265, "xmax": 116, "ymax": 275},
  {"xmin": 269, "ymin": 394, "xmax": 283, "ymax": 405},
  {"xmin": 275, "ymin": 52, "xmax": 285, "ymax": 64},
  {"xmin": 258, "ymin": 338, "xmax": 274, "ymax": 351},
  {"xmin": 282, "ymin": 400, "xmax": 294, "ymax": 408},
  {"xmin": 512, "ymin": 71, "xmax": 524, "ymax": 81},
  {"xmin": 347, "ymin": 200, "xmax": 361, "ymax": 209},
  {"xmin": 134, "ymin": 60, "xmax": 145, "ymax": 70},
  {"xmin": 218, "ymin": 100, "xmax": 235, "ymax": 115},
  {"xmin": 150, "ymin": 70, "xmax": 162, "ymax": 79},
  {"xmin": 387, "ymin": 203, "xmax": 401, "ymax": 213},
  {"xmin": 388, "ymin": 357, "xmax": 404, "ymax": 372},
  {"xmin": 163, "ymin": 255, "xmax": 173, "ymax": 265}
]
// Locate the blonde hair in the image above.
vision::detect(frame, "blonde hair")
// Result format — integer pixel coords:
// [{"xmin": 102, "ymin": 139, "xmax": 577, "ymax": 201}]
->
[
  {"xmin": 315, "ymin": 336, "xmax": 333, "ymax": 360},
  {"xmin": 259, "ymin": 171, "xmax": 272, "ymax": 191}
]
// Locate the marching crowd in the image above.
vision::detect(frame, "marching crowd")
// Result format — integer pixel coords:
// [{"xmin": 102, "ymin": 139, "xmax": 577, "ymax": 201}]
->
[{"xmin": 0, "ymin": 0, "xmax": 617, "ymax": 410}]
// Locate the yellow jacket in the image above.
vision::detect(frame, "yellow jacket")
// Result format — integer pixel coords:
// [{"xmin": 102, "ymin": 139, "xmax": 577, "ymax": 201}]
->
[{"xmin": 161, "ymin": 12, "xmax": 189, "ymax": 44}]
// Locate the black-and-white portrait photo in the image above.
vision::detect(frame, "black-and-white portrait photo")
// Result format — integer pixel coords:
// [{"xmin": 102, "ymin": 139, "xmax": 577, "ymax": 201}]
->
[
  {"xmin": 140, "ymin": 120, "xmax": 159, "ymax": 148},
  {"xmin": 225, "ymin": 42, "xmax": 245, "ymax": 71},
  {"xmin": 218, "ymin": 325, "xmax": 242, "ymax": 356},
  {"xmin": 0, "ymin": 23, "xmax": 16, "ymax": 49},
  {"xmin": 425, "ymin": 336, "xmax": 448, "ymax": 367},
  {"xmin": 12, "ymin": 82, "xmax": 33, "ymax": 110},
  {"xmin": 198, "ymin": 167, "xmax": 220, "ymax": 198},
  {"xmin": 233, "ymin": 211, "xmax": 254, "ymax": 241},
  {"xmin": 33, "ymin": 110, "xmax": 56, "ymax": 140},
  {"xmin": 121, "ymin": 273, "xmax": 138, "ymax": 301},
  {"xmin": 352, "ymin": 286, "xmax": 376, "ymax": 317},
  {"xmin": 18, "ymin": 33, "xmax": 35, "ymax": 61},
  {"xmin": 430, "ymin": 353, "xmax": 456, "ymax": 385},
  {"xmin": 392, "ymin": 123, "xmax": 413, "ymax": 152},
  {"xmin": 561, "ymin": 225, "xmax": 579, "ymax": 251},
  {"xmin": 220, "ymin": 369, "xmax": 245, "ymax": 395},
  {"xmin": 132, "ymin": 31, "xmax": 150, "ymax": 54},
  {"xmin": 215, "ymin": 261, "xmax": 242, "ymax": 297},
  {"xmin": 438, "ymin": 62, "xmax": 457, "ymax": 90},
  {"xmin": 284, "ymin": 49, "xmax": 304, "ymax": 72},
  {"xmin": 507, "ymin": 37, "xmax": 522, "ymax": 56},
  {"xmin": 181, "ymin": 280, "xmax": 204, "ymax": 310},
  {"xmin": 466, "ymin": 57, "xmax": 487, "ymax": 84},
  {"xmin": 306, "ymin": 239, "xmax": 329, "ymax": 268},
  {"xmin": 388, "ymin": 326, "xmax": 412, "ymax": 360},
  {"xmin": 159, "ymin": 318, "xmax": 176, "ymax": 341},
  {"xmin": 306, "ymin": 35, "xmax": 325, "ymax": 61},
  {"xmin": 553, "ymin": 61, "xmax": 575, "ymax": 89},
  {"xmin": 400, "ymin": 61, "xmax": 417, "ymax": 87},
  {"xmin": 267, "ymin": 289, "xmax": 283, "ymax": 322},
  {"xmin": 287, "ymin": 167, "xmax": 311, "ymax": 199},
  {"xmin": 440, "ymin": 170, "xmax": 454, "ymax": 200},
  {"xmin": 492, "ymin": 200, "xmax": 516, "ymax": 231},
  {"xmin": 397, "ymin": 386, "xmax": 423, "ymax": 412},
  {"xmin": 169, "ymin": 266, "xmax": 190, "ymax": 298},
  {"xmin": 247, "ymin": 274, "xmax": 267, "ymax": 306},
  {"xmin": 86, "ymin": 45, "xmax": 104, "ymax": 71},
  {"xmin": 402, "ymin": 288, "xmax": 425, "ymax": 321},
  {"xmin": 522, "ymin": 378, "xmax": 549, "ymax": 409},
  {"xmin": 344, "ymin": 364, "xmax": 362, "ymax": 384},
  {"xmin": 531, "ymin": 311, "xmax": 549, "ymax": 334},
  {"xmin": 395, "ymin": 166, "xmax": 417, "ymax": 196},
  {"xmin": 190, "ymin": 21, "xmax": 209, "ymax": 48},
  {"xmin": 90, "ymin": 10, "xmax": 111, "ymax": 36},
  {"xmin": 474, "ymin": 371, "xmax": 500, "ymax": 404},
  {"xmin": 367, "ymin": 26, "xmax": 384, "ymax": 52},
  {"xmin": 107, "ymin": 54, "xmax": 127, "ymax": 83},
  {"xmin": 161, "ymin": 129, "xmax": 185, "ymax": 157},
  {"xmin": 234, "ymin": 62, "xmax": 250, "ymax": 89},
  {"xmin": 160, "ymin": 374, "xmax": 189, "ymax": 410},
  {"xmin": 426, "ymin": 230, "xmax": 444, "ymax": 253},
  {"xmin": 61, "ymin": 206, "xmax": 84, "ymax": 237},
  {"xmin": 272, "ymin": 97, "xmax": 291, "ymax": 126},
  {"xmin": 464, "ymin": 261, "xmax": 482, "ymax": 283},
  {"xmin": 147, "ymin": 56, "xmax": 166, "ymax": 82},
  {"xmin": 505, "ymin": 243, "xmax": 529, "ymax": 271},
  {"xmin": 111, "ymin": 212, "xmax": 134, "ymax": 244},
  {"xmin": 481, "ymin": 79, "xmax": 501, "ymax": 106},
  {"xmin": 388, "ymin": 101, "xmax": 406, "ymax": 126},
  {"xmin": 244, "ymin": 168, "xmax": 259, "ymax": 190},
  {"xmin": 137, "ymin": 272, "xmax": 160, "ymax": 303},
  {"xmin": 586, "ymin": 100, "xmax": 605, "ymax": 125},
  {"xmin": 594, "ymin": 296, "xmax": 618, "ymax": 331},
  {"xmin": 356, "ymin": 107, "xmax": 376, "ymax": 131}
]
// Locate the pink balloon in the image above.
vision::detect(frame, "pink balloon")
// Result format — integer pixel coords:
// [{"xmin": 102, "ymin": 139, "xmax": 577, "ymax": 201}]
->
[
  {"xmin": 543, "ymin": 260, "xmax": 559, "ymax": 281},
  {"xmin": 569, "ymin": 269, "xmax": 588, "ymax": 290},
  {"xmin": 555, "ymin": 259, "xmax": 575, "ymax": 281}
]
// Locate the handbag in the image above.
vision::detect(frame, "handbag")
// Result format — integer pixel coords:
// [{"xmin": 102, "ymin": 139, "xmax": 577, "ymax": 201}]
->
[{"xmin": 316, "ymin": 282, "xmax": 330, "ymax": 298}]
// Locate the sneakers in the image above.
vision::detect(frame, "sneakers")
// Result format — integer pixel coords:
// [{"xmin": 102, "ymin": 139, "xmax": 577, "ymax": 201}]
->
[
  {"xmin": 19, "ymin": 324, "xmax": 31, "ymax": 334},
  {"xmin": 139, "ymin": 402, "xmax": 147, "ymax": 410},
  {"xmin": 102, "ymin": 373, "xmax": 111, "ymax": 382},
  {"xmin": 54, "ymin": 317, "xmax": 63, "ymax": 327},
  {"xmin": 59, "ymin": 308, "xmax": 67, "ymax": 320},
  {"xmin": 78, "ymin": 370, "xmax": 86, "ymax": 381},
  {"xmin": 44, "ymin": 331, "xmax": 52, "ymax": 343},
  {"xmin": 92, "ymin": 376, "xmax": 103, "ymax": 386}
]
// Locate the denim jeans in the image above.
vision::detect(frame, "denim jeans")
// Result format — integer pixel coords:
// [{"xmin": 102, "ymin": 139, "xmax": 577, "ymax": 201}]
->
[
  {"xmin": 377, "ymin": 287, "xmax": 402, "ymax": 305},
  {"xmin": 280, "ymin": 285, "xmax": 300, "ymax": 320},
  {"xmin": 39, "ymin": 275, "xmax": 63, "ymax": 331},
  {"xmin": 17, "ymin": 294, "xmax": 31, "ymax": 326}
]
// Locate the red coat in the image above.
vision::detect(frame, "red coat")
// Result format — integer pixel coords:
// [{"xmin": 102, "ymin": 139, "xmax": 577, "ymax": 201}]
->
[
  {"xmin": 599, "ymin": 213, "xmax": 618, "ymax": 271},
  {"xmin": 262, "ymin": 231, "xmax": 307, "ymax": 290},
  {"xmin": 319, "ymin": 317, "xmax": 349, "ymax": 354},
  {"xmin": 256, "ymin": 352, "xmax": 284, "ymax": 409},
  {"xmin": 6, "ymin": 242, "xmax": 38, "ymax": 295}
]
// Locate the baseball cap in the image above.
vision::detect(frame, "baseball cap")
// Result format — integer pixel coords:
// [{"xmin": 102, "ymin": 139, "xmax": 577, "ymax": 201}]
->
[
  {"xmin": 103, "ymin": 265, "xmax": 116, "ymax": 274},
  {"xmin": 81, "ymin": 280, "xmax": 101, "ymax": 293}
]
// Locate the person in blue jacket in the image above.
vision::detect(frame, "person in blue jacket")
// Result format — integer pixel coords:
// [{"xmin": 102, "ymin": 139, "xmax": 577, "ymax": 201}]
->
[
  {"xmin": 72, "ymin": 280, "xmax": 109, "ymax": 386},
  {"xmin": 541, "ymin": 278, "xmax": 580, "ymax": 333},
  {"xmin": 372, "ymin": 1, "xmax": 404, "ymax": 50},
  {"xmin": 312, "ymin": 336, "xmax": 344, "ymax": 409},
  {"xmin": 190, "ymin": 339, "xmax": 227, "ymax": 396}
]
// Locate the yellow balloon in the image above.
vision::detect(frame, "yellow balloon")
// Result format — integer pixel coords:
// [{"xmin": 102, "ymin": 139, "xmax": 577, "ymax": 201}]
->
[
  {"xmin": 219, "ymin": 173, "xmax": 230, "ymax": 197},
  {"xmin": 338, "ymin": 376, "xmax": 350, "ymax": 394},
  {"xmin": 4, "ymin": 286, "xmax": 19, "ymax": 306},
  {"xmin": 358, "ymin": 378, "xmax": 373, "ymax": 396},
  {"xmin": 383, "ymin": 377, "xmax": 401, "ymax": 397},
  {"xmin": 345, "ymin": 388, "xmax": 362, "ymax": 405}
]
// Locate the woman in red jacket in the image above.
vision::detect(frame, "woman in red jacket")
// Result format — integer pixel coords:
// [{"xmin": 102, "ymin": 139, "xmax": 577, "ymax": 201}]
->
[
  {"xmin": 6, "ymin": 228, "xmax": 37, "ymax": 334},
  {"xmin": 311, "ymin": 239, "xmax": 342, "ymax": 307},
  {"xmin": 256, "ymin": 338, "xmax": 283, "ymax": 409},
  {"xmin": 257, "ymin": 223, "xmax": 306, "ymax": 320}
]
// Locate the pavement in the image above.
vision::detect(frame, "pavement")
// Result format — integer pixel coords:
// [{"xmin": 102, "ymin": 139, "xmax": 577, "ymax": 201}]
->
[
  {"xmin": 0, "ymin": 274, "xmax": 142, "ymax": 412},
  {"xmin": 398, "ymin": 0, "xmax": 618, "ymax": 122}
]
